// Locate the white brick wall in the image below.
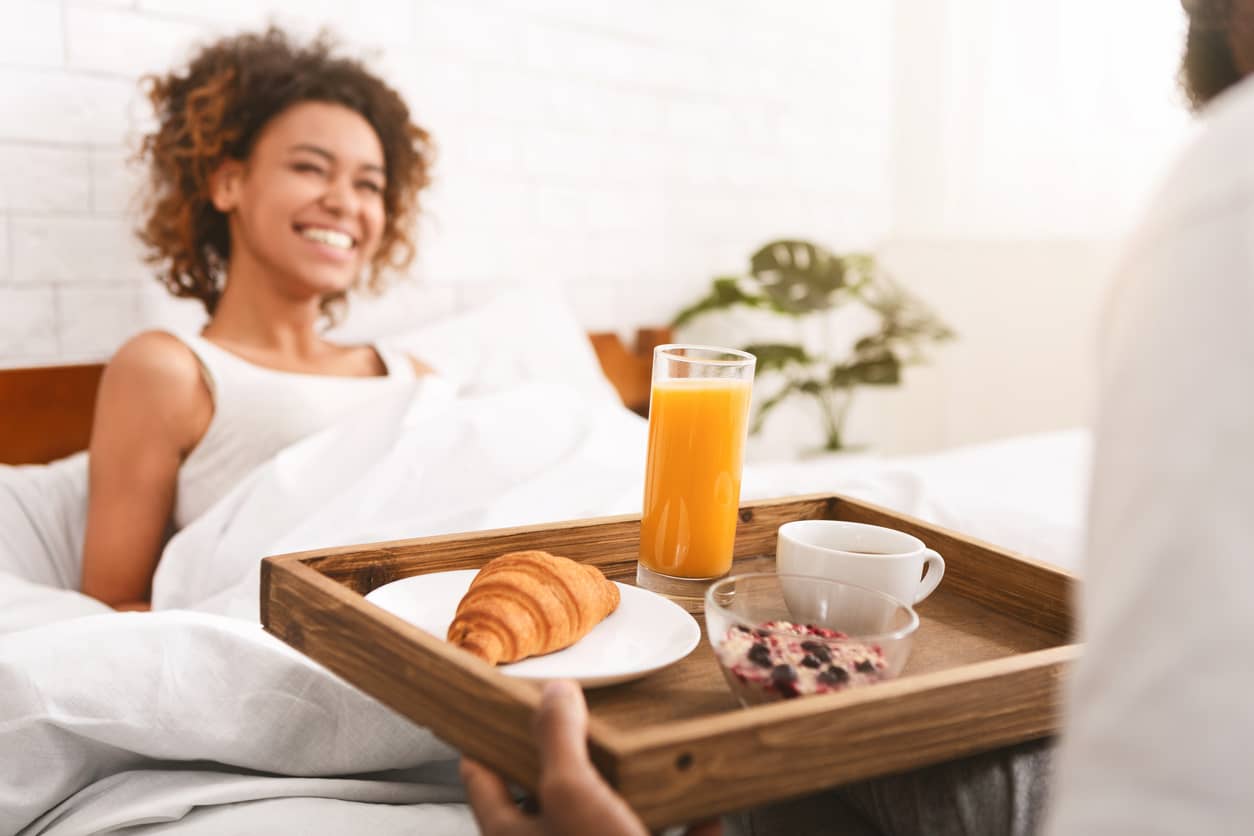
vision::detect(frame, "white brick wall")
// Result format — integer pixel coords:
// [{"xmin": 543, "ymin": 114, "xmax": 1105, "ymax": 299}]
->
[
  {"xmin": 0, "ymin": 287, "xmax": 58, "ymax": 361},
  {"xmin": 0, "ymin": 0, "xmax": 895, "ymax": 369},
  {"xmin": 0, "ymin": 1, "xmax": 63, "ymax": 69},
  {"xmin": 11, "ymin": 216, "xmax": 143, "ymax": 283},
  {"xmin": 0, "ymin": 146, "xmax": 91, "ymax": 213}
]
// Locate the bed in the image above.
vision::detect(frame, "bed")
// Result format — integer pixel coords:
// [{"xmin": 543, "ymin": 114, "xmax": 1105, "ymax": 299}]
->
[
  {"xmin": 0, "ymin": 329, "xmax": 665, "ymax": 467},
  {"xmin": 0, "ymin": 291, "xmax": 1091, "ymax": 834}
]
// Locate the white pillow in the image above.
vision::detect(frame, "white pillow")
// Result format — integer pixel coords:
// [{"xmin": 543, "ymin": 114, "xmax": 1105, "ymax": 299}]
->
[
  {"xmin": 379, "ymin": 286, "xmax": 623, "ymax": 406},
  {"xmin": 0, "ymin": 451, "xmax": 89, "ymax": 590}
]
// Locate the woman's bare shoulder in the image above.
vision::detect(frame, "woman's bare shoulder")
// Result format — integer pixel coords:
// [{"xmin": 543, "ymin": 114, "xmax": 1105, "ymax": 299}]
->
[
  {"xmin": 97, "ymin": 332, "xmax": 210, "ymax": 443},
  {"xmin": 105, "ymin": 331, "xmax": 202, "ymax": 389}
]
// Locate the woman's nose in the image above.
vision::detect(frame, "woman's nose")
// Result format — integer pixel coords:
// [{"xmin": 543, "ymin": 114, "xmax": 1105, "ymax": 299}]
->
[{"xmin": 319, "ymin": 174, "xmax": 358, "ymax": 215}]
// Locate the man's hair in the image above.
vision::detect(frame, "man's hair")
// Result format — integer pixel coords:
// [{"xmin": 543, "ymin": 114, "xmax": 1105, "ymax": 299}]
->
[
  {"xmin": 136, "ymin": 27, "xmax": 434, "ymax": 321},
  {"xmin": 1181, "ymin": 0, "xmax": 1244, "ymax": 109}
]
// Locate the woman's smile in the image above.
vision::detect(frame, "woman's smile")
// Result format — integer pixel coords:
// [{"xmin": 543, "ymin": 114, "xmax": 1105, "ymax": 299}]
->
[{"xmin": 294, "ymin": 223, "xmax": 359, "ymax": 262}]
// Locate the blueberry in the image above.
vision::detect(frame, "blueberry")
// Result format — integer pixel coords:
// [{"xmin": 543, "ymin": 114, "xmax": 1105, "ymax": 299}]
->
[
  {"xmin": 770, "ymin": 664, "xmax": 799, "ymax": 697},
  {"xmin": 771, "ymin": 663, "xmax": 798, "ymax": 683},
  {"xmin": 819, "ymin": 666, "xmax": 850, "ymax": 686},
  {"xmin": 855, "ymin": 659, "xmax": 876, "ymax": 674},
  {"xmin": 801, "ymin": 654, "xmax": 822, "ymax": 669},
  {"xmin": 747, "ymin": 643, "xmax": 773, "ymax": 668},
  {"xmin": 754, "ymin": 628, "xmax": 770, "ymax": 638}
]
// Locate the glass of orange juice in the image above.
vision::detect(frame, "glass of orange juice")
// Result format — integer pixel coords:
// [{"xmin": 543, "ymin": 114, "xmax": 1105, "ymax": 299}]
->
[{"xmin": 638, "ymin": 344, "xmax": 755, "ymax": 600}]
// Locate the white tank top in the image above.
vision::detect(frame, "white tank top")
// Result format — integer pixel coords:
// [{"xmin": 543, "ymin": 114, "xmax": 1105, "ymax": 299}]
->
[{"xmin": 169, "ymin": 333, "xmax": 421, "ymax": 531}]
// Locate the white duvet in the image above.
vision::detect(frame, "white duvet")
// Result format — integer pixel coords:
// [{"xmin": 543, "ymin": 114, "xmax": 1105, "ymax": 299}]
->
[{"xmin": 0, "ymin": 379, "xmax": 1090, "ymax": 835}]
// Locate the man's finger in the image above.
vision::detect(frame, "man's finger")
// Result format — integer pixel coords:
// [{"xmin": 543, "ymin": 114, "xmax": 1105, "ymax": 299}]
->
[
  {"xmin": 534, "ymin": 679, "xmax": 591, "ymax": 770},
  {"xmin": 460, "ymin": 756, "xmax": 525, "ymax": 832}
]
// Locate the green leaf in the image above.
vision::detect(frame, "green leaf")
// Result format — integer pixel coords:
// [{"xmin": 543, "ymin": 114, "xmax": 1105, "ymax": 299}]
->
[
  {"xmin": 855, "ymin": 270, "xmax": 956, "ymax": 346},
  {"xmin": 853, "ymin": 334, "xmax": 885, "ymax": 354},
  {"xmin": 843, "ymin": 252, "xmax": 876, "ymax": 276},
  {"xmin": 742, "ymin": 342, "xmax": 813, "ymax": 373},
  {"xmin": 798, "ymin": 379, "xmax": 824, "ymax": 395},
  {"xmin": 670, "ymin": 276, "xmax": 769, "ymax": 328},
  {"xmin": 748, "ymin": 240, "xmax": 846, "ymax": 315},
  {"xmin": 829, "ymin": 364, "xmax": 855, "ymax": 387},
  {"xmin": 848, "ymin": 352, "xmax": 901, "ymax": 385}
]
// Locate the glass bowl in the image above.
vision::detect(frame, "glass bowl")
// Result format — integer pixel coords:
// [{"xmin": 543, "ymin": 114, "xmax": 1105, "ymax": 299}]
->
[{"xmin": 704, "ymin": 572, "xmax": 919, "ymax": 706}]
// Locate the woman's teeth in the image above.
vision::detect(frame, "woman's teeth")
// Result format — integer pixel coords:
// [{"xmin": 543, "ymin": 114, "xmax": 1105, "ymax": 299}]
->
[{"xmin": 299, "ymin": 227, "xmax": 354, "ymax": 250}]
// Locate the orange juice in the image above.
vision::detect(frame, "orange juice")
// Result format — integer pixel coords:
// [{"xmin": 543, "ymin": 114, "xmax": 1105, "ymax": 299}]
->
[{"xmin": 640, "ymin": 378, "xmax": 753, "ymax": 579}]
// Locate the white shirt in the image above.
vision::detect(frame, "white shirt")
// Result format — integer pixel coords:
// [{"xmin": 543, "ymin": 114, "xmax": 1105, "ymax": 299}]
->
[{"xmin": 1046, "ymin": 78, "xmax": 1254, "ymax": 832}]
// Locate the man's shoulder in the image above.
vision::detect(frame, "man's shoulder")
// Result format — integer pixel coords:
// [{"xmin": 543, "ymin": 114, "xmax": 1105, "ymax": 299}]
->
[{"xmin": 1145, "ymin": 77, "xmax": 1254, "ymax": 229}]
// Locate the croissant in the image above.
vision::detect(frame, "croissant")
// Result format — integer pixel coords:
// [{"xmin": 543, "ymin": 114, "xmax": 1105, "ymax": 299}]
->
[{"xmin": 447, "ymin": 550, "xmax": 620, "ymax": 665}]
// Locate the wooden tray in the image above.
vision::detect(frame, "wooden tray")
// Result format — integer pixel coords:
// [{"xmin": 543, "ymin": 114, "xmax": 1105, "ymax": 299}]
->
[{"xmin": 261, "ymin": 493, "xmax": 1078, "ymax": 828}]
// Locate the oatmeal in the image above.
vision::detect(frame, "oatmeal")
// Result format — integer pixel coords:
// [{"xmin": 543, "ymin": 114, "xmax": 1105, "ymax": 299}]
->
[{"xmin": 715, "ymin": 619, "xmax": 887, "ymax": 702}]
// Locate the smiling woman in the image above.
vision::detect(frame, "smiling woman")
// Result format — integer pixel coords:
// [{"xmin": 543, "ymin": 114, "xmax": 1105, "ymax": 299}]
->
[{"xmin": 79, "ymin": 28, "xmax": 436, "ymax": 611}]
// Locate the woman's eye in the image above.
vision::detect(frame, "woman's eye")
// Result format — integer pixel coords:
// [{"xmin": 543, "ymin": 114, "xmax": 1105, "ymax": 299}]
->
[
  {"xmin": 356, "ymin": 180, "xmax": 384, "ymax": 194},
  {"xmin": 292, "ymin": 162, "xmax": 326, "ymax": 175}
]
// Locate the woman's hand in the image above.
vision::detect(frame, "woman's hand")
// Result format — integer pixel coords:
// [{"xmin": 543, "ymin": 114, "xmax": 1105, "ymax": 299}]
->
[{"xmin": 460, "ymin": 680, "xmax": 720, "ymax": 836}]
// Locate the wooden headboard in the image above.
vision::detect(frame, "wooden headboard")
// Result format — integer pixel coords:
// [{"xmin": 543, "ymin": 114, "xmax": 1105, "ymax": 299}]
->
[{"xmin": 0, "ymin": 328, "xmax": 670, "ymax": 467}]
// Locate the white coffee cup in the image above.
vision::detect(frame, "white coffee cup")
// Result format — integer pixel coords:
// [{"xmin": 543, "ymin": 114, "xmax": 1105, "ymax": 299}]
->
[{"xmin": 776, "ymin": 520, "xmax": 945, "ymax": 605}]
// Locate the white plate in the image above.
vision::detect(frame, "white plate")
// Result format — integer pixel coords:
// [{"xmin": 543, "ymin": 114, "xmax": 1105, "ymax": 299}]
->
[{"xmin": 365, "ymin": 570, "xmax": 701, "ymax": 688}]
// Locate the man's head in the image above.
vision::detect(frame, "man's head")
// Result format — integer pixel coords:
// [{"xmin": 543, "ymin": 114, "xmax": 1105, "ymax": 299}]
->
[{"xmin": 1181, "ymin": 0, "xmax": 1254, "ymax": 109}]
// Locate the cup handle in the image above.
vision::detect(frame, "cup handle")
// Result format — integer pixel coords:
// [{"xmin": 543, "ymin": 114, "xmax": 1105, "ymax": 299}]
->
[{"xmin": 914, "ymin": 549, "xmax": 945, "ymax": 604}]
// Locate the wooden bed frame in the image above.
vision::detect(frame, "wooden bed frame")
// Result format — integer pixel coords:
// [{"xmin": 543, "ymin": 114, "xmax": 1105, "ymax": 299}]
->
[{"xmin": 0, "ymin": 328, "xmax": 671, "ymax": 467}]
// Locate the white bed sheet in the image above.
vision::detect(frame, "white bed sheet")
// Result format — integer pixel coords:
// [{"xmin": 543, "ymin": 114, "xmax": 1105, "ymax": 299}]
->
[{"xmin": 743, "ymin": 429, "xmax": 1092, "ymax": 574}]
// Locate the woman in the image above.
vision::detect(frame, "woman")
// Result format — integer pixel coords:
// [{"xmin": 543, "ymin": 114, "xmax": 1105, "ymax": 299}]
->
[{"xmin": 80, "ymin": 28, "xmax": 435, "ymax": 610}]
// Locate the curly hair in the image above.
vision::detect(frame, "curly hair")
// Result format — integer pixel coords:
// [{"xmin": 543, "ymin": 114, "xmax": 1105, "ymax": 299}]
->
[{"xmin": 137, "ymin": 27, "xmax": 433, "ymax": 320}]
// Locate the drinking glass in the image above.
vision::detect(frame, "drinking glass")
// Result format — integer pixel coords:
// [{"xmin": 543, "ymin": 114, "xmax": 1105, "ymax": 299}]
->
[{"xmin": 637, "ymin": 344, "xmax": 755, "ymax": 600}]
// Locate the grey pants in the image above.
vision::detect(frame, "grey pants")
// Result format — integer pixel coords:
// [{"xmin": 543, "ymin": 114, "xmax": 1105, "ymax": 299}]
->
[{"xmin": 726, "ymin": 738, "xmax": 1054, "ymax": 836}]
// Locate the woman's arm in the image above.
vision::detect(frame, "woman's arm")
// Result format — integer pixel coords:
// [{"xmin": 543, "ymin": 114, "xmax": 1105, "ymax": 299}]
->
[{"xmin": 80, "ymin": 332, "xmax": 211, "ymax": 609}]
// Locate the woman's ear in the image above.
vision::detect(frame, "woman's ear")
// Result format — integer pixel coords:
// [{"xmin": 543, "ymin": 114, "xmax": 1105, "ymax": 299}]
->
[{"xmin": 209, "ymin": 158, "xmax": 244, "ymax": 212}]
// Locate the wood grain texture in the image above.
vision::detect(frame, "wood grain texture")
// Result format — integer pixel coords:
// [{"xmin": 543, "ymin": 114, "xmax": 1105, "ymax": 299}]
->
[
  {"xmin": 607, "ymin": 645, "xmax": 1074, "ymax": 825},
  {"xmin": 261, "ymin": 493, "xmax": 1079, "ymax": 830},
  {"xmin": 0, "ymin": 328, "xmax": 671, "ymax": 465}
]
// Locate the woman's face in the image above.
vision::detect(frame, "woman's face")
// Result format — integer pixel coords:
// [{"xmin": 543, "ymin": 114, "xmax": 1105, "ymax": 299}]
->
[{"xmin": 215, "ymin": 100, "xmax": 388, "ymax": 300}]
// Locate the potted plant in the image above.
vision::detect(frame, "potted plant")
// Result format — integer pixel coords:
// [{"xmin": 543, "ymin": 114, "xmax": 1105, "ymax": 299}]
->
[{"xmin": 672, "ymin": 240, "xmax": 955, "ymax": 452}]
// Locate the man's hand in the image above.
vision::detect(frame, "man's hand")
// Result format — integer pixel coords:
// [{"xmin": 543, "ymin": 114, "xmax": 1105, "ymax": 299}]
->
[{"xmin": 460, "ymin": 679, "xmax": 719, "ymax": 836}]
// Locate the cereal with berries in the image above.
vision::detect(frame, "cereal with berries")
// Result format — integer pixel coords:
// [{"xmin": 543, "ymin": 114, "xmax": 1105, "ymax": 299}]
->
[{"xmin": 715, "ymin": 620, "xmax": 887, "ymax": 702}]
